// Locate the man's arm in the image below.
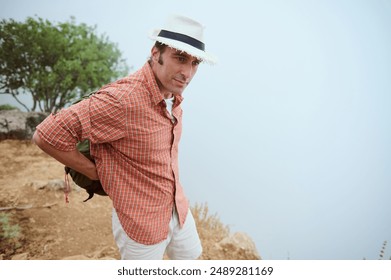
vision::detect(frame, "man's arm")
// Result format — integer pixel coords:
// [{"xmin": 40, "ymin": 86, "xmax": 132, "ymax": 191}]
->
[{"xmin": 32, "ymin": 131, "xmax": 99, "ymax": 180}]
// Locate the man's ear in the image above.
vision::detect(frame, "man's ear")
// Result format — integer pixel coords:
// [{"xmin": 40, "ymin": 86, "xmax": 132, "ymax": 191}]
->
[{"xmin": 151, "ymin": 46, "xmax": 160, "ymax": 63}]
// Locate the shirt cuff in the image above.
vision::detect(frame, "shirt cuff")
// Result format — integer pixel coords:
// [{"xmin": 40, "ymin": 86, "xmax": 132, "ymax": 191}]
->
[{"xmin": 36, "ymin": 113, "xmax": 78, "ymax": 152}]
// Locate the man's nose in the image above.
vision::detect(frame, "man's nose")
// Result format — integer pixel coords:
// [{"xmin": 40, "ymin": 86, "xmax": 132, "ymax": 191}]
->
[{"xmin": 181, "ymin": 64, "xmax": 195, "ymax": 80}]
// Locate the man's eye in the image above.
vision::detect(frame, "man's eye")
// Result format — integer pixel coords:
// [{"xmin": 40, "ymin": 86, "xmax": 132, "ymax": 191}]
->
[
  {"xmin": 193, "ymin": 60, "xmax": 201, "ymax": 66},
  {"xmin": 177, "ymin": 57, "xmax": 186, "ymax": 62}
]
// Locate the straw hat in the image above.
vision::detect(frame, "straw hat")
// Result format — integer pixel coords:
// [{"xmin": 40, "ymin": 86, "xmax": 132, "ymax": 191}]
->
[{"xmin": 149, "ymin": 15, "xmax": 217, "ymax": 65}]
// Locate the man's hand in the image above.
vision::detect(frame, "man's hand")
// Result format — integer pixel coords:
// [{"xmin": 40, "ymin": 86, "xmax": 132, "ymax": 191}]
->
[{"xmin": 32, "ymin": 131, "xmax": 99, "ymax": 180}]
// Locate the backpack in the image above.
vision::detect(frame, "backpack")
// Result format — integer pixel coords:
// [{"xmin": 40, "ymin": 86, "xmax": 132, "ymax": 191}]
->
[{"xmin": 63, "ymin": 92, "xmax": 108, "ymax": 202}]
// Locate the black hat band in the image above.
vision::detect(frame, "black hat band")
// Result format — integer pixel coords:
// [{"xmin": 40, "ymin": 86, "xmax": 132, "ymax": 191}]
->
[{"xmin": 157, "ymin": 30, "xmax": 205, "ymax": 51}]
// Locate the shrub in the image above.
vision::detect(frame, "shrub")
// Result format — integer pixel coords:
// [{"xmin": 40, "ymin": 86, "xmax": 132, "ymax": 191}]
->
[
  {"xmin": 0, "ymin": 104, "xmax": 19, "ymax": 111},
  {"xmin": 0, "ymin": 212, "xmax": 22, "ymax": 258}
]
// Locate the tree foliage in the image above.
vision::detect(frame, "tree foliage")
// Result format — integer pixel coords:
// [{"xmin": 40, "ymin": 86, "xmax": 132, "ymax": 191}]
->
[{"xmin": 0, "ymin": 17, "xmax": 129, "ymax": 112}]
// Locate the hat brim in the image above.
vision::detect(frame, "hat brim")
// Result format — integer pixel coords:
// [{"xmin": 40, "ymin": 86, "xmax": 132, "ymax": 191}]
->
[{"xmin": 149, "ymin": 29, "xmax": 217, "ymax": 65}]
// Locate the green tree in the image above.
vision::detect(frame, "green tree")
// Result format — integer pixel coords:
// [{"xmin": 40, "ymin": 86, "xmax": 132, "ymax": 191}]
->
[{"xmin": 0, "ymin": 17, "xmax": 129, "ymax": 112}]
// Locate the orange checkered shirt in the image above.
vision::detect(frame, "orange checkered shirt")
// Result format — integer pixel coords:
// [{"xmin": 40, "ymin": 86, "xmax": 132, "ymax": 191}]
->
[{"xmin": 36, "ymin": 62, "xmax": 189, "ymax": 245}]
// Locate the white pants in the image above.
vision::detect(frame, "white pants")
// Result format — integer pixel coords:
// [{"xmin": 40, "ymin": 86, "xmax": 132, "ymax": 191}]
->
[{"xmin": 112, "ymin": 208, "xmax": 202, "ymax": 260}]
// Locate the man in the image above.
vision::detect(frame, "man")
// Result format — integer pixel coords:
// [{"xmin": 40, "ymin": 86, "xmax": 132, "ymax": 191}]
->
[{"xmin": 32, "ymin": 14, "xmax": 216, "ymax": 260}]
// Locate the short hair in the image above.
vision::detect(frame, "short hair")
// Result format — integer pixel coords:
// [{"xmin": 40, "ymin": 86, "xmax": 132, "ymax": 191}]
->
[
  {"xmin": 149, "ymin": 41, "xmax": 168, "ymax": 64},
  {"xmin": 154, "ymin": 41, "xmax": 168, "ymax": 53}
]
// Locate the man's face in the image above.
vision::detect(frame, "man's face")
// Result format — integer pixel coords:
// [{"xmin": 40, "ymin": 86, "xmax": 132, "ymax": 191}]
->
[{"xmin": 151, "ymin": 46, "xmax": 201, "ymax": 97}]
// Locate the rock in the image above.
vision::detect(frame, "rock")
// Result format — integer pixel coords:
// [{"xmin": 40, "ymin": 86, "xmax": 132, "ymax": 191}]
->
[
  {"xmin": 28, "ymin": 179, "xmax": 64, "ymax": 191},
  {"xmin": 216, "ymin": 232, "xmax": 261, "ymax": 260},
  {"xmin": 62, "ymin": 247, "xmax": 118, "ymax": 260},
  {"xmin": 62, "ymin": 255, "xmax": 117, "ymax": 260},
  {"xmin": 0, "ymin": 110, "xmax": 26, "ymax": 140},
  {"xmin": 0, "ymin": 109, "xmax": 48, "ymax": 140},
  {"xmin": 62, "ymin": 255, "xmax": 92, "ymax": 260},
  {"xmin": 26, "ymin": 111, "xmax": 48, "ymax": 139},
  {"xmin": 11, "ymin": 253, "xmax": 29, "ymax": 260},
  {"xmin": 45, "ymin": 179, "xmax": 65, "ymax": 191}
]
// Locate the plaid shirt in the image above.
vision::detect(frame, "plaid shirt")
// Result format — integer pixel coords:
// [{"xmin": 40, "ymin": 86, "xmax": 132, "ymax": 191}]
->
[{"xmin": 36, "ymin": 62, "xmax": 189, "ymax": 245}]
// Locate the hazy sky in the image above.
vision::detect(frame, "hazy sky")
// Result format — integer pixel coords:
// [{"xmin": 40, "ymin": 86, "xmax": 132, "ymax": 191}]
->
[{"xmin": 1, "ymin": 0, "xmax": 390, "ymax": 260}]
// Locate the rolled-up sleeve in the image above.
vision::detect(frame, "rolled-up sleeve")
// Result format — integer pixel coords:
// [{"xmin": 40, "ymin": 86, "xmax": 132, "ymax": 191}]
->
[
  {"xmin": 36, "ymin": 90, "xmax": 126, "ymax": 151},
  {"xmin": 36, "ymin": 108, "xmax": 83, "ymax": 151}
]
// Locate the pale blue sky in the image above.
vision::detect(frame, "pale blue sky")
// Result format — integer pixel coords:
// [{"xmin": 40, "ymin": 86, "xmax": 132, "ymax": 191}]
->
[{"xmin": 1, "ymin": 0, "xmax": 390, "ymax": 260}]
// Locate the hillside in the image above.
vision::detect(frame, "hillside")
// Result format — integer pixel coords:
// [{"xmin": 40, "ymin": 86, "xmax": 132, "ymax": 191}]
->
[{"xmin": 0, "ymin": 140, "xmax": 260, "ymax": 260}]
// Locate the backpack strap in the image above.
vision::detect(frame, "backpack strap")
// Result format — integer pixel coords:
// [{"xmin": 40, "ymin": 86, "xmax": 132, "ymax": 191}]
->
[{"xmin": 64, "ymin": 169, "xmax": 71, "ymax": 203}]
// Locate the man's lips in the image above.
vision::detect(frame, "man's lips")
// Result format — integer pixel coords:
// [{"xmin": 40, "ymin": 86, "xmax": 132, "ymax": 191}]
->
[{"xmin": 173, "ymin": 78, "xmax": 187, "ymax": 86}]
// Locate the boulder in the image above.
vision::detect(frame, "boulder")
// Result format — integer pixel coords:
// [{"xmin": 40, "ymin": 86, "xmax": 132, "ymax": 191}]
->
[
  {"xmin": 27, "ymin": 179, "xmax": 65, "ymax": 192},
  {"xmin": 216, "ymin": 232, "xmax": 261, "ymax": 260},
  {"xmin": 11, "ymin": 253, "xmax": 29, "ymax": 260},
  {"xmin": 0, "ymin": 109, "xmax": 48, "ymax": 140}
]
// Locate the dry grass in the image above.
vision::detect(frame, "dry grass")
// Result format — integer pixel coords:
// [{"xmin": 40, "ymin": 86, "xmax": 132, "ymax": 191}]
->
[
  {"xmin": 191, "ymin": 203, "xmax": 260, "ymax": 260},
  {"xmin": 191, "ymin": 203, "xmax": 230, "ymax": 259},
  {"xmin": 192, "ymin": 202, "xmax": 230, "ymax": 242},
  {"xmin": 379, "ymin": 240, "xmax": 390, "ymax": 260}
]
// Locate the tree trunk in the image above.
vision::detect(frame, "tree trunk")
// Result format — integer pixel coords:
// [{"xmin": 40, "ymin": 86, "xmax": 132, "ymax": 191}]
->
[{"xmin": 10, "ymin": 92, "xmax": 30, "ymax": 112}]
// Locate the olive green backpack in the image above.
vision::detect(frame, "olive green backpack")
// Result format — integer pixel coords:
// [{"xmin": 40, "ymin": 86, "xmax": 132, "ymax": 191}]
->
[{"xmin": 64, "ymin": 139, "xmax": 107, "ymax": 202}]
